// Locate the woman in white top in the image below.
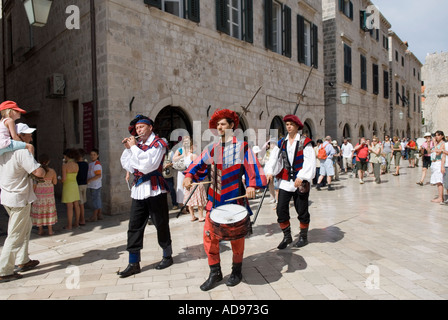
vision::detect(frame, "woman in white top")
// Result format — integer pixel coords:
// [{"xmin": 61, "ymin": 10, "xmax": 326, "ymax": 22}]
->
[{"xmin": 172, "ymin": 136, "xmax": 191, "ymax": 210}]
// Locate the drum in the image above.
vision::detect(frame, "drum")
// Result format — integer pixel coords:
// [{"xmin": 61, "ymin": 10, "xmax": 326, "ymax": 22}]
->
[{"xmin": 209, "ymin": 204, "xmax": 251, "ymax": 241}]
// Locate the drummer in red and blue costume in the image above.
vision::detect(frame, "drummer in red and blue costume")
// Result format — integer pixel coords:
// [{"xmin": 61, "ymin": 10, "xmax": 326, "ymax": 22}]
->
[
  {"xmin": 183, "ymin": 109, "xmax": 267, "ymax": 291},
  {"xmin": 264, "ymin": 115, "xmax": 316, "ymax": 250}
]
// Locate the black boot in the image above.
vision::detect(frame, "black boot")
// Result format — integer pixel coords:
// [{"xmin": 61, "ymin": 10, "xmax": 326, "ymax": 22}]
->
[
  {"xmin": 277, "ymin": 226, "xmax": 292, "ymax": 249},
  {"xmin": 200, "ymin": 263, "xmax": 223, "ymax": 291},
  {"xmin": 293, "ymin": 227, "xmax": 309, "ymax": 248},
  {"xmin": 117, "ymin": 263, "xmax": 141, "ymax": 278},
  {"xmin": 156, "ymin": 256, "xmax": 173, "ymax": 270},
  {"xmin": 226, "ymin": 263, "xmax": 243, "ymax": 287}
]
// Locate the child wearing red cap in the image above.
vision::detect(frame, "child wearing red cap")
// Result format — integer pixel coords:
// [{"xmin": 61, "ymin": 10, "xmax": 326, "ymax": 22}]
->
[{"xmin": 0, "ymin": 101, "xmax": 34, "ymax": 156}]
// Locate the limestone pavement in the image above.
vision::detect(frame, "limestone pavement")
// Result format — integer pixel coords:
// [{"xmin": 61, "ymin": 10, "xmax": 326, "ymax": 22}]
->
[{"xmin": 0, "ymin": 165, "xmax": 447, "ymax": 300}]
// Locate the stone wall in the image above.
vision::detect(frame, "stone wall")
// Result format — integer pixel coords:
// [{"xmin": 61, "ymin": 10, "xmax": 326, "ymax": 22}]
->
[
  {"xmin": 103, "ymin": 0, "xmax": 325, "ymax": 213},
  {"xmin": 422, "ymin": 52, "xmax": 448, "ymax": 135}
]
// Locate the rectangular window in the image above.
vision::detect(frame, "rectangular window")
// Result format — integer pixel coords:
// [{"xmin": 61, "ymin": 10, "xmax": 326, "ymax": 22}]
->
[
  {"xmin": 265, "ymin": 0, "xmax": 291, "ymax": 57},
  {"xmin": 372, "ymin": 63, "xmax": 379, "ymax": 95},
  {"xmin": 163, "ymin": 0, "xmax": 183, "ymax": 17},
  {"xmin": 216, "ymin": 0, "xmax": 253, "ymax": 43},
  {"xmin": 228, "ymin": 0, "xmax": 241, "ymax": 39},
  {"xmin": 144, "ymin": 0, "xmax": 200, "ymax": 22},
  {"xmin": 298, "ymin": 15, "xmax": 318, "ymax": 68},
  {"xmin": 360, "ymin": 54, "xmax": 367, "ymax": 91},
  {"xmin": 339, "ymin": 0, "xmax": 353, "ymax": 19},
  {"xmin": 344, "ymin": 44, "xmax": 352, "ymax": 84},
  {"xmin": 382, "ymin": 35, "xmax": 389, "ymax": 50},
  {"xmin": 383, "ymin": 70, "xmax": 389, "ymax": 99},
  {"xmin": 303, "ymin": 20, "xmax": 311, "ymax": 66}
]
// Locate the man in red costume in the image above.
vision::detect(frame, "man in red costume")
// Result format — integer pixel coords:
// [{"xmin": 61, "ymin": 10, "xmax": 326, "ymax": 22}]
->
[
  {"xmin": 264, "ymin": 115, "xmax": 316, "ymax": 249},
  {"xmin": 183, "ymin": 109, "xmax": 267, "ymax": 291}
]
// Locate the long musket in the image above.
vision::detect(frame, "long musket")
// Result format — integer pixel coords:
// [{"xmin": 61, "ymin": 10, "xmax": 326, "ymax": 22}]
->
[{"xmin": 293, "ymin": 65, "xmax": 314, "ymax": 115}]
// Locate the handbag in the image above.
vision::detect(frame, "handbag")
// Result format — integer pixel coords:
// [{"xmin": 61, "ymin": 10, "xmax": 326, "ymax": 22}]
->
[
  {"xmin": 298, "ymin": 181, "xmax": 310, "ymax": 193},
  {"xmin": 173, "ymin": 157, "xmax": 186, "ymax": 171}
]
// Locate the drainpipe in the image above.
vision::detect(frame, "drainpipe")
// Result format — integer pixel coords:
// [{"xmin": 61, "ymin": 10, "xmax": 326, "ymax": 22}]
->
[
  {"xmin": 90, "ymin": 0, "xmax": 99, "ymax": 149},
  {"xmin": 2, "ymin": 0, "xmax": 7, "ymax": 100}
]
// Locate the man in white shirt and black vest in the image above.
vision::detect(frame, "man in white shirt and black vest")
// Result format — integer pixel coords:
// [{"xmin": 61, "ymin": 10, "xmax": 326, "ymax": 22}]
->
[
  {"xmin": 119, "ymin": 115, "xmax": 173, "ymax": 278},
  {"xmin": 264, "ymin": 115, "xmax": 316, "ymax": 250}
]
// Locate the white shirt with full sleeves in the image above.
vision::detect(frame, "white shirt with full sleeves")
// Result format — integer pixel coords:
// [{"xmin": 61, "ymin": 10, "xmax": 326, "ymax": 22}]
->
[
  {"xmin": 264, "ymin": 133, "xmax": 316, "ymax": 192},
  {"xmin": 120, "ymin": 132, "xmax": 167, "ymax": 200}
]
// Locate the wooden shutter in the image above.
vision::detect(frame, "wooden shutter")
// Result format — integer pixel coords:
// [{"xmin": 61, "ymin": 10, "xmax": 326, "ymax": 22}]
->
[
  {"xmin": 188, "ymin": 0, "xmax": 200, "ymax": 23},
  {"xmin": 216, "ymin": 0, "xmax": 229, "ymax": 35},
  {"xmin": 243, "ymin": 0, "xmax": 253, "ymax": 43},
  {"xmin": 311, "ymin": 24, "xmax": 318, "ymax": 68},
  {"xmin": 297, "ymin": 15, "xmax": 305, "ymax": 64},
  {"xmin": 360, "ymin": 54, "xmax": 367, "ymax": 90},
  {"xmin": 344, "ymin": 44, "xmax": 352, "ymax": 84},
  {"xmin": 264, "ymin": 0, "xmax": 273, "ymax": 50},
  {"xmin": 144, "ymin": 0, "xmax": 162, "ymax": 9},
  {"xmin": 283, "ymin": 5, "xmax": 292, "ymax": 58},
  {"xmin": 373, "ymin": 64, "xmax": 379, "ymax": 95},
  {"xmin": 383, "ymin": 70, "xmax": 389, "ymax": 99}
]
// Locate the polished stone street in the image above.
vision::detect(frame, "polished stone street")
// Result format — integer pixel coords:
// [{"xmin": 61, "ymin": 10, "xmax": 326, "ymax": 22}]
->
[{"xmin": 0, "ymin": 164, "xmax": 447, "ymax": 300}]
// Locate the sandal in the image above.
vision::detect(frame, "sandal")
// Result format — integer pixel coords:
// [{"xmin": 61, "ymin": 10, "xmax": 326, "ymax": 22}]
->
[{"xmin": 191, "ymin": 217, "xmax": 198, "ymax": 222}]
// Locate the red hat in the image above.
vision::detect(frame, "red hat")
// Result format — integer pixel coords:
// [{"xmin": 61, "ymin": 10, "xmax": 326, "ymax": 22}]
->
[
  {"xmin": 209, "ymin": 109, "xmax": 239, "ymax": 130},
  {"xmin": 0, "ymin": 101, "xmax": 27, "ymax": 114},
  {"xmin": 283, "ymin": 114, "xmax": 304, "ymax": 130}
]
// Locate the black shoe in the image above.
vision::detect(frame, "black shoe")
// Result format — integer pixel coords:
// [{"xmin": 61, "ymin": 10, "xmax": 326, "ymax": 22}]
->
[
  {"xmin": 316, "ymin": 186, "xmax": 321, "ymax": 191},
  {"xmin": 117, "ymin": 263, "xmax": 141, "ymax": 278},
  {"xmin": 293, "ymin": 228, "xmax": 309, "ymax": 248},
  {"xmin": 226, "ymin": 263, "xmax": 243, "ymax": 287},
  {"xmin": 156, "ymin": 256, "xmax": 173, "ymax": 270},
  {"xmin": 277, "ymin": 226, "xmax": 292, "ymax": 250},
  {"xmin": 200, "ymin": 263, "xmax": 223, "ymax": 291},
  {"xmin": 327, "ymin": 185, "xmax": 335, "ymax": 191}
]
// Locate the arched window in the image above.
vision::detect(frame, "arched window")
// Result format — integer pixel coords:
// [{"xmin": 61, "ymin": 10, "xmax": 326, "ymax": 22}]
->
[
  {"xmin": 359, "ymin": 125, "xmax": 365, "ymax": 138},
  {"xmin": 270, "ymin": 116, "xmax": 286, "ymax": 139},
  {"xmin": 343, "ymin": 124, "xmax": 351, "ymax": 139},
  {"xmin": 154, "ymin": 106, "xmax": 192, "ymax": 145},
  {"xmin": 303, "ymin": 120, "xmax": 314, "ymax": 140}
]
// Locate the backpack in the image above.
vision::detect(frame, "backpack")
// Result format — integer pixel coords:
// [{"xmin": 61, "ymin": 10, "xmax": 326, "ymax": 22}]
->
[{"xmin": 317, "ymin": 143, "xmax": 328, "ymax": 160}]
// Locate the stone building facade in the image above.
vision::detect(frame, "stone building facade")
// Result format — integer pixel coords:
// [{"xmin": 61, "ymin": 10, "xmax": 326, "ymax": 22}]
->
[
  {"xmin": 1, "ymin": 0, "xmax": 325, "ymax": 214},
  {"xmin": 322, "ymin": 0, "xmax": 422, "ymax": 142},
  {"xmin": 422, "ymin": 52, "xmax": 448, "ymax": 136},
  {"xmin": 388, "ymin": 31, "xmax": 423, "ymax": 139}
]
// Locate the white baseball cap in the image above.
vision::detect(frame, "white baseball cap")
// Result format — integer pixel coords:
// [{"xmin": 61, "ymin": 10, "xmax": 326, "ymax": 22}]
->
[{"xmin": 16, "ymin": 123, "xmax": 36, "ymax": 134}]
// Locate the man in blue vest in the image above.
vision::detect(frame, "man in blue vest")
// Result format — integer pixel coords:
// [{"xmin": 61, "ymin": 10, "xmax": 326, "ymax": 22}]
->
[
  {"xmin": 264, "ymin": 115, "xmax": 316, "ymax": 249},
  {"xmin": 119, "ymin": 115, "xmax": 173, "ymax": 278}
]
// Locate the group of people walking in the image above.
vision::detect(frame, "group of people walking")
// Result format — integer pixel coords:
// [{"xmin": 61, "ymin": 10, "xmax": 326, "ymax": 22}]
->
[{"xmin": 1, "ymin": 99, "xmax": 446, "ymax": 288}]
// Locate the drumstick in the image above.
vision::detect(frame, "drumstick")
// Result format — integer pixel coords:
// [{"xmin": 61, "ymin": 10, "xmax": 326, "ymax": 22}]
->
[
  {"xmin": 225, "ymin": 195, "xmax": 248, "ymax": 202},
  {"xmin": 191, "ymin": 181, "xmax": 211, "ymax": 186}
]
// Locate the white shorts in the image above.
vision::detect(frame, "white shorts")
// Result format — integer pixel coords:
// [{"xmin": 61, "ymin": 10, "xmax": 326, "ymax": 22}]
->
[
  {"xmin": 430, "ymin": 161, "xmax": 444, "ymax": 185},
  {"xmin": 319, "ymin": 159, "xmax": 335, "ymax": 177}
]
